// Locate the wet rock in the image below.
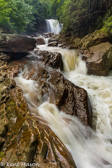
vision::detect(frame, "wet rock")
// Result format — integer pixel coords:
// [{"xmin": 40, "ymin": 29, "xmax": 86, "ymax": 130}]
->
[
  {"xmin": 48, "ymin": 41, "xmax": 58, "ymax": 47},
  {"xmin": 0, "ymin": 33, "xmax": 36, "ymax": 54},
  {"xmin": 36, "ymin": 37, "xmax": 45, "ymax": 45},
  {"xmin": 48, "ymin": 34, "xmax": 59, "ymax": 43},
  {"xmin": 80, "ymin": 30, "xmax": 112, "ymax": 49},
  {"xmin": 1, "ymin": 84, "xmax": 76, "ymax": 168},
  {"xmin": 0, "ymin": 58, "xmax": 76, "ymax": 168},
  {"xmin": 27, "ymin": 63, "xmax": 92, "ymax": 127},
  {"xmin": 83, "ymin": 42, "xmax": 112, "ymax": 76},
  {"xmin": 42, "ymin": 33, "xmax": 54, "ymax": 38},
  {"xmin": 58, "ymin": 43, "xmax": 66, "ymax": 48},
  {"xmin": 31, "ymin": 50, "xmax": 63, "ymax": 70}
]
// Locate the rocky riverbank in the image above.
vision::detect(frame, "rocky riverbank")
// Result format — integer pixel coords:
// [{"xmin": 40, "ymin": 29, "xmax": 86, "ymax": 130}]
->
[
  {"xmin": 0, "ymin": 33, "xmax": 93, "ymax": 167},
  {"xmin": 1, "ymin": 29, "xmax": 111, "ymax": 167}
]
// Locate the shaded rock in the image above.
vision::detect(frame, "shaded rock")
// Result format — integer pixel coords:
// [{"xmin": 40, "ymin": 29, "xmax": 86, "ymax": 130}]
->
[
  {"xmin": 83, "ymin": 42, "xmax": 112, "ymax": 76},
  {"xmin": 0, "ymin": 137, "xmax": 5, "ymax": 145},
  {"xmin": 69, "ymin": 38, "xmax": 81, "ymax": 49},
  {"xmin": 26, "ymin": 62, "xmax": 92, "ymax": 127},
  {"xmin": 31, "ymin": 49, "xmax": 63, "ymax": 70},
  {"xmin": 0, "ymin": 52, "xmax": 10, "ymax": 61},
  {"xmin": 36, "ymin": 37, "xmax": 45, "ymax": 45},
  {"xmin": 80, "ymin": 30, "xmax": 112, "ymax": 49},
  {"xmin": 48, "ymin": 41, "xmax": 58, "ymax": 47},
  {"xmin": 0, "ymin": 33, "xmax": 36, "ymax": 53},
  {"xmin": 0, "ymin": 53, "xmax": 10, "ymax": 67}
]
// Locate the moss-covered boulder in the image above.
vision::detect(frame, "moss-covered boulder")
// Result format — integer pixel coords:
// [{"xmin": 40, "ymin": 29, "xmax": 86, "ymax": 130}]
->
[{"xmin": 80, "ymin": 30, "xmax": 112, "ymax": 49}]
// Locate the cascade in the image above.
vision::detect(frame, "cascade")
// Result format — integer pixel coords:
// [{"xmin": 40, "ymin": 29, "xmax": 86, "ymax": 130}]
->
[
  {"xmin": 45, "ymin": 19, "xmax": 63, "ymax": 34},
  {"xmin": 15, "ymin": 44, "xmax": 112, "ymax": 168},
  {"xmin": 37, "ymin": 45, "xmax": 87, "ymax": 73}
]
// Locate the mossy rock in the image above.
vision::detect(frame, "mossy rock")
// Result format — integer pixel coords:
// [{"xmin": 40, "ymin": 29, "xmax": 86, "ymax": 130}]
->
[
  {"xmin": 0, "ymin": 152, "xmax": 5, "ymax": 161},
  {"xmin": 80, "ymin": 30, "xmax": 112, "ymax": 49}
]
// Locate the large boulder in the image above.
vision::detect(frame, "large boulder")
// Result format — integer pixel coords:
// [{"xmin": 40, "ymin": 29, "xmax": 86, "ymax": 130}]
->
[
  {"xmin": 26, "ymin": 62, "xmax": 92, "ymax": 127},
  {"xmin": 0, "ymin": 33, "xmax": 36, "ymax": 53},
  {"xmin": 80, "ymin": 30, "xmax": 112, "ymax": 49},
  {"xmin": 83, "ymin": 42, "xmax": 112, "ymax": 76}
]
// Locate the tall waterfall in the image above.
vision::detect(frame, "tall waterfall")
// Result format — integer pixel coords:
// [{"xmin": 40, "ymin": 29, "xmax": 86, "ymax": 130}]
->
[
  {"xmin": 45, "ymin": 19, "xmax": 63, "ymax": 34},
  {"xmin": 15, "ymin": 44, "xmax": 112, "ymax": 168}
]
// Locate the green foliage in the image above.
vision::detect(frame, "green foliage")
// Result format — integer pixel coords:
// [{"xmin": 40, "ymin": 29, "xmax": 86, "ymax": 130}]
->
[
  {"xmin": 10, "ymin": 0, "xmax": 33, "ymax": 32},
  {"xmin": 0, "ymin": 0, "xmax": 33, "ymax": 33},
  {"xmin": 56, "ymin": 0, "xmax": 112, "ymax": 37},
  {"xmin": 102, "ymin": 8, "xmax": 112, "ymax": 34},
  {"xmin": 0, "ymin": 0, "xmax": 53, "ymax": 33},
  {"xmin": 0, "ymin": 0, "xmax": 12, "ymax": 31},
  {"xmin": 0, "ymin": 0, "xmax": 111, "ymax": 36}
]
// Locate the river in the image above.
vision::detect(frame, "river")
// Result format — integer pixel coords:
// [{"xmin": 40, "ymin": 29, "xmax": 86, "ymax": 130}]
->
[{"xmin": 15, "ymin": 37, "xmax": 112, "ymax": 167}]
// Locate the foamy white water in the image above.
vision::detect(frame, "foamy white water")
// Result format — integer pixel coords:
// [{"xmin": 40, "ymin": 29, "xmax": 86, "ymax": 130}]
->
[
  {"xmin": 45, "ymin": 19, "xmax": 62, "ymax": 34},
  {"xmin": 38, "ymin": 102, "xmax": 112, "ymax": 168},
  {"xmin": 15, "ymin": 45, "xmax": 112, "ymax": 168}
]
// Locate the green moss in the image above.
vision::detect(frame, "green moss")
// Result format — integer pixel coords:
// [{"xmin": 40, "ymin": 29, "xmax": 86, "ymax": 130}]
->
[{"xmin": 0, "ymin": 152, "xmax": 5, "ymax": 161}]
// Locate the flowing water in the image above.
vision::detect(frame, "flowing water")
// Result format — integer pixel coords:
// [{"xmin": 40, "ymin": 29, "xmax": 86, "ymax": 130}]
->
[
  {"xmin": 45, "ymin": 19, "xmax": 63, "ymax": 34},
  {"xmin": 15, "ymin": 43, "xmax": 112, "ymax": 168}
]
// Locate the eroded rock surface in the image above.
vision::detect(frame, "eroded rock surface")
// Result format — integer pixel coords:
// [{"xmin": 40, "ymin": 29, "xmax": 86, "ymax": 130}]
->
[{"xmin": 0, "ymin": 53, "xmax": 76, "ymax": 167}]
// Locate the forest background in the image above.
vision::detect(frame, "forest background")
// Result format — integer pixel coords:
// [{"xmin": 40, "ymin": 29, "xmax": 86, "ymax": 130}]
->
[{"xmin": 0, "ymin": 0, "xmax": 112, "ymax": 37}]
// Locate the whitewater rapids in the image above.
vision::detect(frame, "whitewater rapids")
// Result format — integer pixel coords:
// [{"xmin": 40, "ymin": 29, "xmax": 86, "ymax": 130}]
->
[{"xmin": 15, "ymin": 45, "xmax": 112, "ymax": 168}]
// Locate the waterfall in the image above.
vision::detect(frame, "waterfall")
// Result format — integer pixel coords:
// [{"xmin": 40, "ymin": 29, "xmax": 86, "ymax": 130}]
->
[
  {"xmin": 37, "ymin": 45, "xmax": 87, "ymax": 73},
  {"xmin": 15, "ymin": 45, "xmax": 112, "ymax": 168},
  {"xmin": 45, "ymin": 19, "xmax": 63, "ymax": 34}
]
